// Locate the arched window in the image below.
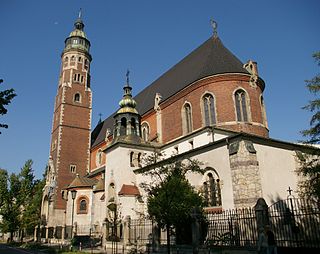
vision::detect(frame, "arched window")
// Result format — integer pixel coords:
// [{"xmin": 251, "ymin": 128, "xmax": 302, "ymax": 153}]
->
[
  {"xmin": 202, "ymin": 93, "xmax": 216, "ymax": 126},
  {"xmin": 78, "ymin": 56, "xmax": 82, "ymax": 62},
  {"xmin": 120, "ymin": 118, "xmax": 127, "ymax": 136},
  {"xmin": 183, "ymin": 103, "xmax": 193, "ymax": 134},
  {"xmin": 108, "ymin": 183, "xmax": 116, "ymax": 203},
  {"xmin": 70, "ymin": 56, "xmax": 75, "ymax": 63},
  {"xmin": 260, "ymin": 96, "xmax": 268, "ymax": 127},
  {"xmin": 74, "ymin": 93, "xmax": 81, "ymax": 102},
  {"xmin": 64, "ymin": 57, "xmax": 69, "ymax": 67},
  {"xmin": 84, "ymin": 59, "xmax": 89, "ymax": 70},
  {"xmin": 203, "ymin": 171, "xmax": 221, "ymax": 207},
  {"xmin": 96, "ymin": 149, "xmax": 102, "ymax": 166},
  {"xmin": 130, "ymin": 152, "xmax": 134, "ymax": 167},
  {"xmin": 131, "ymin": 118, "xmax": 137, "ymax": 135},
  {"xmin": 235, "ymin": 89, "xmax": 248, "ymax": 122},
  {"xmin": 141, "ymin": 122, "xmax": 150, "ymax": 142},
  {"xmin": 77, "ymin": 196, "xmax": 89, "ymax": 214}
]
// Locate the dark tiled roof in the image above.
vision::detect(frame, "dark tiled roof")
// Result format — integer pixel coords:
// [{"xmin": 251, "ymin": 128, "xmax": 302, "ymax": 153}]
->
[{"xmin": 91, "ymin": 36, "xmax": 249, "ymax": 148}]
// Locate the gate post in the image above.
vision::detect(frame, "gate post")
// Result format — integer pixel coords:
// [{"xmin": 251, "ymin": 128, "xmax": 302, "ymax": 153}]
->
[
  {"xmin": 152, "ymin": 221, "xmax": 160, "ymax": 252},
  {"xmin": 254, "ymin": 198, "xmax": 269, "ymax": 231},
  {"xmin": 191, "ymin": 208, "xmax": 200, "ymax": 254},
  {"xmin": 123, "ymin": 215, "xmax": 131, "ymax": 246}
]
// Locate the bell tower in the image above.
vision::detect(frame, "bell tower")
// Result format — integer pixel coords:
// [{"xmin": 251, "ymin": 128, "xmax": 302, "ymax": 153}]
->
[{"xmin": 41, "ymin": 12, "xmax": 92, "ymax": 226}]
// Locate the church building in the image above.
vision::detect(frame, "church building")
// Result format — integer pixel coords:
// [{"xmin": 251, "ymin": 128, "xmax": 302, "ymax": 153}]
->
[{"xmin": 41, "ymin": 15, "xmax": 310, "ymax": 239}]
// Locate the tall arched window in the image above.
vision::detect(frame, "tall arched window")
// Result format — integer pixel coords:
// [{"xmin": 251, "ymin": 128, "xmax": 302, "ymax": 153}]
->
[
  {"xmin": 141, "ymin": 122, "xmax": 150, "ymax": 142},
  {"xmin": 120, "ymin": 118, "xmax": 127, "ymax": 136},
  {"xmin": 131, "ymin": 118, "xmax": 137, "ymax": 135},
  {"xmin": 203, "ymin": 93, "xmax": 216, "ymax": 126},
  {"xmin": 203, "ymin": 171, "xmax": 221, "ymax": 207},
  {"xmin": 183, "ymin": 103, "xmax": 193, "ymax": 134},
  {"xmin": 235, "ymin": 89, "xmax": 248, "ymax": 122}
]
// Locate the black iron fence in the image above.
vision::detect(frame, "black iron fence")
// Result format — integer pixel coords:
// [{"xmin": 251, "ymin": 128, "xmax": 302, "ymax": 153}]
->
[
  {"xmin": 206, "ymin": 207, "xmax": 257, "ymax": 247},
  {"xmin": 268, "ymin": 197, "xmax": 320, "ymax": 248}
]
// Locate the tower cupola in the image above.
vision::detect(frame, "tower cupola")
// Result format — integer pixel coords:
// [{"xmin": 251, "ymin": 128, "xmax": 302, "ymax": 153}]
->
[
  {"xmin": 113, "ymin": 71, "xmax": 142, "ymax": 143},
  {"xmin": 63, "ymin": 10, "xmax": 91, "ymax": 56}
]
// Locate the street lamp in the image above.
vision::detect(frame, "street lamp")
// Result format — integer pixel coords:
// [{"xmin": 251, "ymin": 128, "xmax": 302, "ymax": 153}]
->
[{"xmin": 71, "ymin": 189, "xmax": 77, "ymax": 239}]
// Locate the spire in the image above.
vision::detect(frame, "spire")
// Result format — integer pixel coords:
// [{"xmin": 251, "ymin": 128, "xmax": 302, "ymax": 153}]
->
[
  {"xmin": 210, "ymin": 19, "xmax": 218, "ymax": 38},
  {"xmin": 74, "ymin": 8, "xmax": 85, "ymax": 31},
  {"xmin": 118, "ymin": 70, "xmax": 137, "ymax": 112}
]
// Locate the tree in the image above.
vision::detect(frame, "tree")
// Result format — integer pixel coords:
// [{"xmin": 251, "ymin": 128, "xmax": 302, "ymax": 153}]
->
[
  {"xmin": 0, "ymin": 160, "xmax": 45, "ymax": 242},
  {"xmin": 301, "ymin": 52, "xmax": 320, "ymax": 143},
  {"xmin": 298, "ymin": 51, "xmax": 320, "ymax": 207},
  {"xmin": 0, "ymin": 169, "xmax": 21, "ymax": 242},
  {"xmin": 0, "ymin": 79, "xmax": 17, "ymax": 134},
  {"xmin": 138, "ymin": 152, "xmax": 205, "ymax": 253}
]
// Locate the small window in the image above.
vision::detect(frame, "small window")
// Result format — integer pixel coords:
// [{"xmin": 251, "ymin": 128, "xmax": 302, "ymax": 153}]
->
[
  {"xmin": 84, "ymin": 59, "xmax": 89, "ymax": 69},
  {"xmin": 78, "ymin": 57, "xmax": 82, "ymax": 62},
  {"xmin": 130, "ymin": 151, "xmax": 134, "ymax": 167},
  {"xmin": 77, "ymin": 196, "xmax": 89, "ymax": 214},
  {"xmin": 80, "ymin": 75, "xmax": 84, "ymax": 83},
  {"xmin": 70, "ymin": 165, "xmax": 76, "ymax": 173},
  {"xmin": 64, "ymin": 57, "xmax": 69, "ymax": 67},
  {"xmin": 71, "ymin": 56, "xmax": 75, "ymax": 62},
  {"xmin": 141, "ymin": 122, "xmax": 150, "ymax": 142},
  {"xmin": 74, "ymin": 93, "xmax": 81, "ymax": 103},
  {"xmin": 189, "ymin": 140, "xmax": 194, "ymax": 150},
  {"xmin": 96, "ymin": 149, "xmax": 103, "ymax": 166}
]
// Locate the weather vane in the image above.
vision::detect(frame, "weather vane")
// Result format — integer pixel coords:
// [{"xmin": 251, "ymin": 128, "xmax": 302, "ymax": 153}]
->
[
  {"xmin": 210, "ymin": 19, "xmax": 218, "ymax": 37},
  {"xmin": 126, "ymin": 69, "xmax": 130, "ymax": 85}
]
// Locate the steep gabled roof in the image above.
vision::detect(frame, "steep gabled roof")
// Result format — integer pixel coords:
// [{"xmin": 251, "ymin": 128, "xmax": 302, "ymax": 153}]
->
[{"xmin": 91, "ymin": 36, "xmax": 249, "ymax": 148}]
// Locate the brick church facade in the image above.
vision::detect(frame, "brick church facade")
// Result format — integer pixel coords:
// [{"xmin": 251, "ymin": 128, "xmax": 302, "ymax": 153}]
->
[{"xmin": 41, "ymin": 15, "xmax": 310, "ymax": 238}]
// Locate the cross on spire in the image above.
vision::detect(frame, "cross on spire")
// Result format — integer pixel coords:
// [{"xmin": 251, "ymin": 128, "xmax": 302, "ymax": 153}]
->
[
  {"xmin": 287, "ymin": 186, "xmax": 294, "ymax": 197},
  {"xmin": 78, "ymin": 8, "xmax": 82, "ymax": 19},
  {"xmin": 210, "ymin": 19, "xmax": 218, "ymax": 38},
  {"xmin": 126, "ymin": 69, "xmax": 130, "ymax": 85}
]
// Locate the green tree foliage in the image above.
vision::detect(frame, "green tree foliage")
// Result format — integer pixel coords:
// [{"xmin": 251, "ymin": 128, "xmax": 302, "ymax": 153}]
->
[
  {"xmin": 138, "ymin": 152, "xmax": 205, "ymax": 250},
  {"xmin": 0, "ymin": 160, "xmax": 45, "ymax": 242},
  {"xmin": 0, "ymin": 170, "xmax": 21, "ymax": 242},
  {"xmin": 0, "ymin": 79, "xmax": 17, "ymax": 134},
  {"xmin": 299, "ymin": 52, "xmax": 320, "ymax": 207}
]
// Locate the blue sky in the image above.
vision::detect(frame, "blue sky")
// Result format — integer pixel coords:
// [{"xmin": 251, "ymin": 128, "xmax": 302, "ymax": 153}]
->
[{"xmin": 0, "ymin": 0, "xmax": 319, "ymax": 179}]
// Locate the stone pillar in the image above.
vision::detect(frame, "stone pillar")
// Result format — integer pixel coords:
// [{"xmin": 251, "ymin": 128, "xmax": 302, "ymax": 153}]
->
[
  {"xmin": 102, "ymin": 222, "xmax": 107, "ymax": 250},
  {"xmin": 62, "ymin": 225, "xmax": 65, "ymax": 243},
  {"xmin": 152, "ymin": 222, "xmax": 160, "ymax": 252},
  {"xmin": 254, "ymin": 198, "xmax": 269, "ymax": 231},
  {"xmin": 229, "ymin": 140, "xmax": 262, "ymax": 208},
  {"xmin": 34, "ymin": 226, "xmax": 38, "ymax": 242},
  {"xmin": 45, "ymin": 226, "xmax": 49, "ymax": 242},
  {"xmin": 191, "ymin": 208, "xmax": 200, "ymax": 254},
  {"xmin": 123, "ymin": 216, "xmax": 131, "ymax": 246},
  {"xmin": 156, "ymin": 111, "xmax": 162, "ymax": 143}
]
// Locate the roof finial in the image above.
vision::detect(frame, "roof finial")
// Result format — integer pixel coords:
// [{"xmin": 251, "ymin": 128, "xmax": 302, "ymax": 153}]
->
[
  {"xmin": 210, "ymin": 19, "xmax": 218, "ymax": 38},
  {"xmin": 126, "ymin": 69, "xmax": 130, "ymax": 85}
]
